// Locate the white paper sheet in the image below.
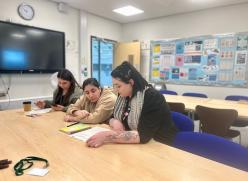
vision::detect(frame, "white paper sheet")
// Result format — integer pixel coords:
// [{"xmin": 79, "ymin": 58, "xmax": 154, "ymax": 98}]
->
[
  {"xmin": 25, "ymin": 108, "xmax": 52, "ymax": 116},
  {"xmin": 27, "ymin": 168, "xmax": 49, "ymax": 176},
  {"xmin": 70, "ymin": 127, "xmax": 110, "ymax": 142}
]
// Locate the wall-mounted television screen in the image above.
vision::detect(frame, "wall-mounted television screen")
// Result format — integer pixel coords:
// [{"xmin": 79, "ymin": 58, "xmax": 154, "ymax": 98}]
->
[{"xmin": 0, "ymin": 21, "xmax": 65, "ymax": 73}]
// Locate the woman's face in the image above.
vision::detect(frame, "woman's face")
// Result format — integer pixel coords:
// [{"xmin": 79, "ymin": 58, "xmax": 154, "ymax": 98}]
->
[
  {"xmin": 84, "ymin": 84, "xmax": 101, "ymax": 103},
  {"xmin": 58, "ymin": 78, "xmax": 71, "ymax": 91},
  {"xmin": 112, "ymin": 78, "xmax": 133, "ymax": 97}
]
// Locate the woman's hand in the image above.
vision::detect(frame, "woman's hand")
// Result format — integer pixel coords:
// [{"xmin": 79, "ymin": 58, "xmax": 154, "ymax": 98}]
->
[
  {"xmin": 64, "ymin": 115, "xmax": 79, "ymax": 122},
  {"xmin": 86, "ymin": 131, "xmax": 113, "ymax": 148},
  {"xmin": 73, "ymin": 110, "xmax": 90, "ymax": 119},
  {"xmin": 35, "ymin": 100, "xmax": 45, "ymax": 109},
  {"xmin": 109, "ymin": 118, "xmax": 125, "ymax": 132},
  {"xmin": 52, "ymin": 105, "xmax": 64, "ymax": 111}
]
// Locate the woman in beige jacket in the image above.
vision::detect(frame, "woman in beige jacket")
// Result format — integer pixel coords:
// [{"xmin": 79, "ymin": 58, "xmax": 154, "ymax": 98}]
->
[{"xmin": 65, "ymin": 78, "xmax": 116, "ymax": 124}]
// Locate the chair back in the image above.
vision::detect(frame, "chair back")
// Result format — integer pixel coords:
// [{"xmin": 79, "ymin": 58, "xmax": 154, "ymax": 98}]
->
[
  {"xmin": 182, "ymin": 92, "xmax": 207, "ymax": 98},
  {"xmin": 168, "ymin": 102, "xmax": 185, "ymax": 114},
  {"xmin": 171, "ymin": 111, "xmax": 194, "ymax": 132},
  {"xmin": 173, "ymin": 132, "xmax": 248, "ymax": 171},
  {"xmin": 225, "ymin": 95, "xmax": 248, "ymax": 101},
  {"xmin": 195, "ymin": 105, "xmax": 238, "ymax": 137},
  {"xmin": 160, "ymin": 90, "xmax": 177, "ymax": 95}
]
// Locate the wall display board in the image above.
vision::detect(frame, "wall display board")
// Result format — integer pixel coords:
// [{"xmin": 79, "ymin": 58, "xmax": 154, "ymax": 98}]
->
[{"xmin": 150, "ymin": 33, "xmax": 248, "ymax": 87}]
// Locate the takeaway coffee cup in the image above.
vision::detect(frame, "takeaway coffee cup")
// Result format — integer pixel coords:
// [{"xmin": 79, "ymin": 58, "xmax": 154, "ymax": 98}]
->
[{"xmin": 23, "ymin": 101, "xmax": 32, "ymax": 112}]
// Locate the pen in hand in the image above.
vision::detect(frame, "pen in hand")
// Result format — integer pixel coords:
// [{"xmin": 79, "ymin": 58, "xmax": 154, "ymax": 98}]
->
[{"xmin": 67, "ymin": 122, "xmax": 80, "ymax": 127}]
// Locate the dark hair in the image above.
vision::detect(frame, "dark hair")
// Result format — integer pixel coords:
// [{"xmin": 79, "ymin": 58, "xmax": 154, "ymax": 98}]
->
[
  {"xmin": 111, "ymin": 61, "xmax": 148, "ymax": 96},
  {"xmin": 55, "ymin": 69, "xmax": 80, "ymax": 105},
  {"xmin": 82, "ymin": 78, "xmax": 101, "ymax": 91}
]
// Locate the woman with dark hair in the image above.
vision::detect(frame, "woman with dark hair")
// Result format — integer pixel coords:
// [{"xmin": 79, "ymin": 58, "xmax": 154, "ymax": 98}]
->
[
  {"xmin": 35, "ymin": 69, "xmax": 82, "ymax": 112},
  {"xmin": 65, "ymin": 78, "xmax": 116, "ymax": 124},
  {"xmin": 86, "ymin": 61, "xmax": 178, "ymax": 148}
]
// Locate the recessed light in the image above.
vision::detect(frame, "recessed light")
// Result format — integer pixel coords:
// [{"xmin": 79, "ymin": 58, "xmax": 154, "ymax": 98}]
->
[
  {"xmin": 113, "ymin": 5, "xmax": 144, "ymax": 16},
  {"xmin": 191, "ymin": 0, "xmax": 215, "ymax": 3}
]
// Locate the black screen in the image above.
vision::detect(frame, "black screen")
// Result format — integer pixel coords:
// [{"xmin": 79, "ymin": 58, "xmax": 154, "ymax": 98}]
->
[{"xmin": 0, "ymin": 21, "xmax": 65, "ymax": 73}]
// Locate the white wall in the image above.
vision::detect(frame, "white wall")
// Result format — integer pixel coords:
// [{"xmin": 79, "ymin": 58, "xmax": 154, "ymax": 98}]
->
[
  {"xmin": 0, "ymin": 0, "xmax": 80, "ymax": 100},
  {"xmin": 122, "ymin": 3, "xmax": 248, "ymax": 99},
  {"xmin": 80, "ymin": 13, "xmax": 122, "ymax": 80},
  {"xmin": 0, "ymin": 1, "xmax": 123, "ymax": 102}
]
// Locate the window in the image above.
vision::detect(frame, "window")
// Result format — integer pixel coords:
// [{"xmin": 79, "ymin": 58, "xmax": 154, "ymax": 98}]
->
[{"xmin": 91, "ymin": 36, "xmax": 115, "ymax": 87}]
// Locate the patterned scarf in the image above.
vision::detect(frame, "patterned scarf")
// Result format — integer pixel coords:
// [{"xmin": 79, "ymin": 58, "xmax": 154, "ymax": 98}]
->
[{"xmin": 113, "ymin": 88, "xmax": 147, "ymax": 130}]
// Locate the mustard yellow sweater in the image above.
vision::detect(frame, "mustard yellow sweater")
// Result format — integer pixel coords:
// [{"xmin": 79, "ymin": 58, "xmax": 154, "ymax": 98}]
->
[{"xmin": 67, "ymin": 88, "xmax": 116, "ymax": 123}]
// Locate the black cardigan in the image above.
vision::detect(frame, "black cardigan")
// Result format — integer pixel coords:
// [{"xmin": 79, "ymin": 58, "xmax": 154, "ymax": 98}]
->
[{"xmin": 122, "ymin": 88, "xmax": 178, "ymax": 145}]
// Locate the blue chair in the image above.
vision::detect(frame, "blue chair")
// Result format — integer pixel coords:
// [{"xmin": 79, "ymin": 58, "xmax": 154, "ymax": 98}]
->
[
  {"xmin": 160, "ymin": 90, "xmax": 177, "ymax": 95},
  {"xmin": 182, "ymin": 92, "xmax": 208, "ymax": 98},
  {"xmin": 171, "ymin": 111, "xmax": 194, "ymax": 132},
  {"xmin": 225, "ymin": 95, "xmax": 248, "ymax": 101},
  {"xmin": 173, "ymin": 132, "xmax": 248, "ymax": 171}
]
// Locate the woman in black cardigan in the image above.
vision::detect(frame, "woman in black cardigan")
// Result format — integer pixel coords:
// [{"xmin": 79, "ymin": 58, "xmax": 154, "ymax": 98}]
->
[{"xmin": 87, "ymin": 61, "xmax": 178, "ymax": 148}]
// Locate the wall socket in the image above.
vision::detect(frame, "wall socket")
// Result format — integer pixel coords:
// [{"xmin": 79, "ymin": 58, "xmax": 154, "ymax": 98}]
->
[{"xmin": 0, "ymin": 92, "xmax": 6, "ymax": 97}]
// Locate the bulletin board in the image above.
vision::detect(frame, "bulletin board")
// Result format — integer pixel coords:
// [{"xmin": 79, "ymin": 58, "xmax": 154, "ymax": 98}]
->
[{"xmin": 150, "ymin": 33, "xmax": 248, "ymax": 87}]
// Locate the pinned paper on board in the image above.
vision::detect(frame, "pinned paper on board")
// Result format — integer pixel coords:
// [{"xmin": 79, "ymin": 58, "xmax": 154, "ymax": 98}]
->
[
  {"xmin": 153, "ymin": 44, "xmax": 160, "ymax": 54},
  {"xmin": 150, "ymin": 32, "xmax": 248, "ymax": 87},
  {"xmin": 235, "ymin": 51, "xmax": 247, "ymax": 65},
  {"xmin": 237, "ymin": 36, "xmax": 248, "ymax": 51},
  {"xmin": 233, "ymin": 67, "xmax": 246, "ymax": 80}
]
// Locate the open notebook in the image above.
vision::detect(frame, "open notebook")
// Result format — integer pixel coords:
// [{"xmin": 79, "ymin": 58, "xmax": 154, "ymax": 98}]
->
[{"xmin": 70, "ymin": 127, "xmax": 110, "ymax": 141}]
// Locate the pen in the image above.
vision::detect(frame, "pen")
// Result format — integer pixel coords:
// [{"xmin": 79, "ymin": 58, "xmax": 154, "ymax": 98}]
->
[{"xmin": 67, "ymin": 122, "xmax": 80, "ymax": 127}]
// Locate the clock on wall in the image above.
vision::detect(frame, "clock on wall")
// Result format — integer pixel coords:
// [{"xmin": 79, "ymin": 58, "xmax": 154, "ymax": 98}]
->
[{"xmin": 18, "ymin": 3, "xmax": 35, "ymax": 20}]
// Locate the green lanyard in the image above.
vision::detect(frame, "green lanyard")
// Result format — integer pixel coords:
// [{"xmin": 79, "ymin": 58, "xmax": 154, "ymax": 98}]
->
[{"xmin": 14, "ymin": 156, "xmax": 49, "ymax": 176}]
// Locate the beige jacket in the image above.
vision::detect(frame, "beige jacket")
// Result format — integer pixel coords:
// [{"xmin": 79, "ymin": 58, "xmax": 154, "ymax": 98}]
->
[{"xmin": 67, "ymin": 88, "xmax": 116, "ymax": 123}]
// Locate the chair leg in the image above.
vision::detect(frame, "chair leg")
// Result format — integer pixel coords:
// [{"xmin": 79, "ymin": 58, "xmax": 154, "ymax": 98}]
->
[{"xmin": 191, "ymin": 111, "xmax": 195, "ymax": 120}]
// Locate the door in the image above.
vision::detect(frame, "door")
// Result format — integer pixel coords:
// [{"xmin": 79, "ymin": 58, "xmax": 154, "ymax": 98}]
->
[{"xmin": 114, "ymin": 41, "xmax": 141, "ymax": 70}]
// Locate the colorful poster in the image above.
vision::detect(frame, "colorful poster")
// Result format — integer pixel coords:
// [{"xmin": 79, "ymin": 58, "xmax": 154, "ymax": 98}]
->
[
  {"xmin": 153, "ymin": 44, "xmax": 160, "ymax": 54},
  {"xmin": 233, "ymin": 67, "xmax": 246, "ymax": 80},
  {"xmin": 175, "ymin": 55, "xmax": 184, "ymax": 66},
  {"xmin": 220, "ymin": 51, "xmax": 234, "ymax": 59},
  {"xmin": 176, "ymin": 41, "xmax": 184, "ymax": 54},
  {"xmin": 184, "ymin": 40, "xmax": 203, "ymax": 54},
  {"xmin": 204, "ymin": 49, "xmax": 219, "ymax": 56},
  {"xmin": 219, "ymin": 71, "xmax": 232, "ymax": 81},
  {"xmin": 171, "ymin": 68, "xmax": 179, "ymax": 79},
  {"xmin": 160, "ymin": 55, "xmax": 174, "ymax": 67},
  {"xmin": 237, "ymin": 36, "xmax": 248, "ymax": 50},
  {"xmin": 160, "ymin": 43, "xmax": 175, "ymax": 55},
  {"xmin": 179, "ymin": 68, "xmax": 188, "ymax": 80},
  {"xmin": 221, "ymin": 38, "xmax": 235, "ymax": 49},
  {"xmin": 207, "ymin": 54, "xmax": 217, "ymax": 66},
  {"xmin": 152, "ymin": 68, "xmax": 160, "ymax": 78},
  {"xmin": 219, "ymin": 60, "xmax": 233, "ymax": 70},
  {"xmin": 188, "ymin": 68, "xmax": 198, "ymax": 80},
  {"xmin": 208, "ymin": 74, "xmax": 217, "ymax": 81},
  {"xmin": 235, "ymin": 51, "xmax": 247, "ymax": 65},
  {"xmin": 204, "ymin": 39, "xmax": 218, "ymax": 49},
  {"xmin": 184, "ymin": 55, "xmax": 201, "ymax": 64}
]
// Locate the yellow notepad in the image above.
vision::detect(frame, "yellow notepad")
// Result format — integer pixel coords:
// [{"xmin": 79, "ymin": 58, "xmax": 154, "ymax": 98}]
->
[{"xmin": 59, "ymin": 123, "xmax": 91, "ymax": 134}]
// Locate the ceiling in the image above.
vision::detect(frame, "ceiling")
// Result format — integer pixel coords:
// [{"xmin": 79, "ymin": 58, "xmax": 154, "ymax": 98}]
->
[{"xmin": 51, "ymin": 0, "xmax": 248, "ymax": 23}]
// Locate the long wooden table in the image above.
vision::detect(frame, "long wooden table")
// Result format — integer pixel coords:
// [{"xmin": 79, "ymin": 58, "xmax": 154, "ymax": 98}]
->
[
  {"xmin": 164, "ymin": 94, "xmax": 248, "ymax": 120},
  {"xmin": 0, "ymin": 109, "xmax": 248, "ymax": 180}
]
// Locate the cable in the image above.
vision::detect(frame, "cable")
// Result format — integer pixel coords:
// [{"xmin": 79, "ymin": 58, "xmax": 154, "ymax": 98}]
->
[
  {"xmin": 14, "ymin": 156, "xmax": 49, "ymax": 176},
  {"xmin": 0, "ymin": 74, "xmax": 11, "ymax": 109}
]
